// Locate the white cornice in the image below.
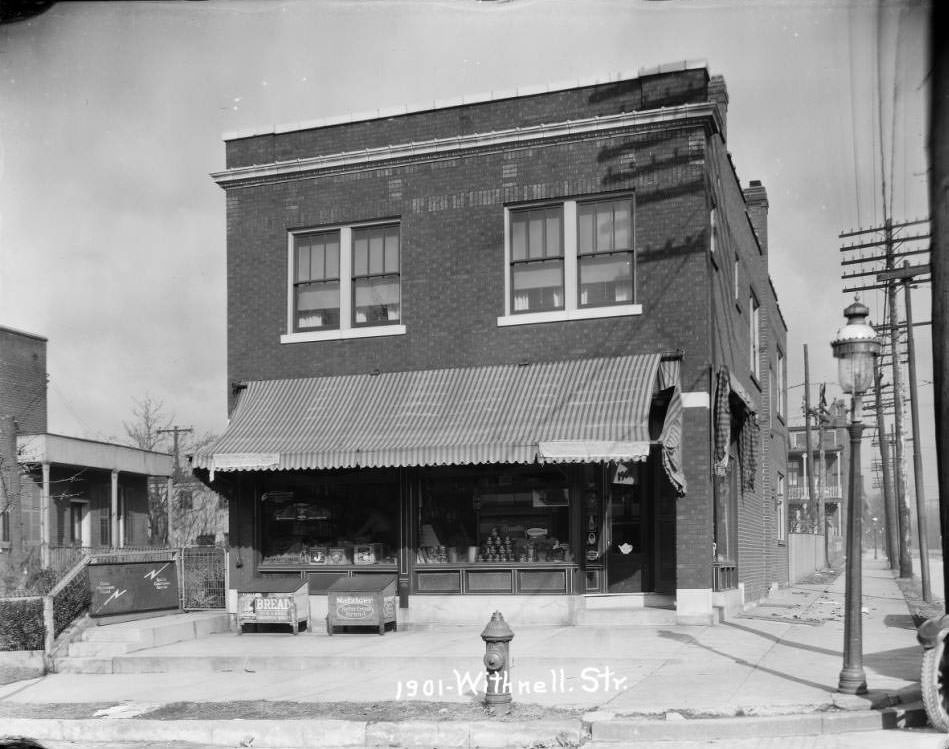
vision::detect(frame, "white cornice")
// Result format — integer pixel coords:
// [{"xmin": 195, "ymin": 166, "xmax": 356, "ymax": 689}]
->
[{"xmin": 211, "ymin": 102, "xmax": 721, "ymax": 188}]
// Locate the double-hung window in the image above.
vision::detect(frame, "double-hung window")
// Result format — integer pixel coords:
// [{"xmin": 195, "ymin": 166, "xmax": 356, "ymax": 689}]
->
[
  {"xmin": 352, "ymin": 224, "xmax": 401, "ymax": 325},
  {"xmin": 500, "ymin": 194, "xmax": 640, "ymax": 326},
  {"xmin": 293, "ymin": 231, "xmax": 340, "ymax": 331},
  {"xmin": 284, "ymin": 221, "xmax": 404, "ymax": 343},
  {"xmin": 578, "ymin": 198, "xmax": 634, "ymax": 307},
  {"xmin": 510, "ymin": 206, "xmax": 564, "ymax": 313}
]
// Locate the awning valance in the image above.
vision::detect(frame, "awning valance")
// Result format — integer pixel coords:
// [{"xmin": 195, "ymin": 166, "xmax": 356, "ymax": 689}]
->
[{"xmin": 193, "ymin": 354, "xmax": 663, "ymax": 476}]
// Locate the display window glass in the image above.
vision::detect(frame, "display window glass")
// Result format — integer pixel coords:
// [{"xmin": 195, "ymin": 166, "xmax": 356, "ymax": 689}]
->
[
  {"xmin": 259, "ymin": 472, "xmax": 399, "ymax": 567},
  {"xmin": 417, "ymin": 466, "xmax": 573, "ymax": 564}
]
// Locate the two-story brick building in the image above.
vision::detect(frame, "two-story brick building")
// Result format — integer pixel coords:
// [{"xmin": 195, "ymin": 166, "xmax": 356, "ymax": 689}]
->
[{"xmin": 193, "ymin": 62, "xmax": 788, "ymax": 625}]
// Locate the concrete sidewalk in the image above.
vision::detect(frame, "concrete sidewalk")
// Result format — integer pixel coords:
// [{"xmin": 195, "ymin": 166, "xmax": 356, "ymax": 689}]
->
[{"xmin": 0, "ymin": 557, "xmax": 940, "ymax": 747}]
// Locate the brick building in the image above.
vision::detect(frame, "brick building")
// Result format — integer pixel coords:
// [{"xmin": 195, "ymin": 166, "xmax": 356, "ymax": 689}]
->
[
  {"xmin": 194, "ymin": 62, "xmax": 789, "ymax": 625},
  {"xmin": 0, "ymin": 325, "xmax": 172, "ymax": 577}
]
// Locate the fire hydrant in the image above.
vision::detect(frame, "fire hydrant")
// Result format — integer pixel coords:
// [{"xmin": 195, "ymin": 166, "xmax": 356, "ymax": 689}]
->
[{"xmin": 481, "ymin": 610, "xmax": 514, "ymax": 705}]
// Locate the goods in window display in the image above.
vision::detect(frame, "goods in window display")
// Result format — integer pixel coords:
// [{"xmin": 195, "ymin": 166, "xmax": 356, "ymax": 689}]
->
[
  {"xmin": 354, "ymin": 543, "xmax": 384, "ymax": 565},
  {"xmin": 259, "ymin": 484, "xmax": 398, "ymax": 568},
  {"xmin": 417, "ymin": 465, "xmax": 575, "ymax": 567}
]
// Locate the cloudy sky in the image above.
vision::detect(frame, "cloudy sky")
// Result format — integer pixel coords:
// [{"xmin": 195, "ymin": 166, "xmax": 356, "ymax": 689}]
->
[{"xmin": 0, "ymin": 0, "xmax": 934, "ymax": 493}]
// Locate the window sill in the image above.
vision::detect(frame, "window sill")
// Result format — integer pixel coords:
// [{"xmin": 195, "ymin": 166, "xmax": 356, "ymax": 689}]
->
[
  {"xmin": 497, "ymin": 304, "xmax": 642, "ymax": 327},
  {"xmin": 281, "ymin": 325, "xmax": 407, "ymax": 344}
]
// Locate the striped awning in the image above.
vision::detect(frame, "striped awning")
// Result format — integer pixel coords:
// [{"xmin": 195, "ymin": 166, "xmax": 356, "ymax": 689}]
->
[{"xmin": 193, "ymin": 354, "xmax": 662, "ymax": 476}]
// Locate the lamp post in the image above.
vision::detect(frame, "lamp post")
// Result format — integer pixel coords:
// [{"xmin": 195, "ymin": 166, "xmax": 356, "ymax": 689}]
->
[
  {"xmin": 872, "ymin": 516, "xmax": 879, "ymax": 560},
  {"xmin": 831, "ymin": 298, "xmax": 881, "ymax": 695}
]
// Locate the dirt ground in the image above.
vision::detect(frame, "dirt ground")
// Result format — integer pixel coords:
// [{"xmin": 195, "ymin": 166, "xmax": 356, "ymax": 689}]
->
[{"xmin": 0, "ymin": 699, "xmax": 584, "ymax": 722}]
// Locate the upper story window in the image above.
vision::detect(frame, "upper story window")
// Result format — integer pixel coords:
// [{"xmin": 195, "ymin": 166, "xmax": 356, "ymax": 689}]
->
[
  {"xmin": 750, "ymin": 291, "xmax": 761, "ymax": 380},
  {"xmin": 777, "ymin": 347, "xmax": 787, "ymax": 420},
  {"xmin": 352, "ymin": 224, "xmax": 401, "ymax": 326},
  {"xmin": 294, "ymin": 231, "xmax": 340, "ymax": 331},
  {"xmin": 499, "ymin": 194, "xmax": 641, "ymax": 327},
  {"xmin": 733, "ymin": 257, "xmax": 740, "ymax": 304},
  {"xmin": 510, "ymin": 206, "xmax": 564, "ymax": 313},
  {"xmin": 578, "ymin": 198, "xmax": 634, "ymax": 307},
  {"xmin": 283, "ymin": 221, "xmax": 406, "ymax": 344}
]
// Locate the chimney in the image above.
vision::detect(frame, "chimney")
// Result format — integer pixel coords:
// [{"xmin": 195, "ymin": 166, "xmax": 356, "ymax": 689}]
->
[
  {"xmin": 708, "ymin": 74, "xmax": 728, "ymax": 141},
  {"xmin": 743, "ymin": 179, "xmax": 769, "ymax": 254}
]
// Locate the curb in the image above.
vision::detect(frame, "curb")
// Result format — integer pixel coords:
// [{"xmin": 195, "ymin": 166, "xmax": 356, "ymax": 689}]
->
[
  {"xmin": 586, "ymin": 703, "xmax": 928, "ymax": 744},
  {"xmin": 0, "ymin": 703, "xmax": 930, "ymax": 748}
]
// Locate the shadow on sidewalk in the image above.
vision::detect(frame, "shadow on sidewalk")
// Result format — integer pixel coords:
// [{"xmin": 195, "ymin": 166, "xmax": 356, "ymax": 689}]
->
[
  {"xmin": 720, "ymin": 620, "xmax": 840, "ymax": 658},
  {"xmin": 863, "ymin": 644, "xmax": 923, "ymax": 681},
  {"xmin": 657, "ymin": 630, "xmax": 832, "ymax": 694}
]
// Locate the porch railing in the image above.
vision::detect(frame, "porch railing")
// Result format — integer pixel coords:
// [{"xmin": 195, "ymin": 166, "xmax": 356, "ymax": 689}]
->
[
  {"xmin": 786, "ymin": 485, "xmax": 842, "ymax": 501},
  {"xmin": 48, "ymin": 545, "xmax": 172, "ymax": 579}
]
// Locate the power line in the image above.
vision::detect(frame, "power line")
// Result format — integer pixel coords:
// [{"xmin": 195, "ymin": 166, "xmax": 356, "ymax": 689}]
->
[{"xmin": 849, "ymin": 1, "xmax": 862, "ymax": 227}]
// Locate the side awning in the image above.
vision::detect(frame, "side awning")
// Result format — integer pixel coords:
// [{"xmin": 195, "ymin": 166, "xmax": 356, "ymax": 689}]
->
[{"xmin": 193, "ymin": 354, "xmax": 666, "ymax": 478}]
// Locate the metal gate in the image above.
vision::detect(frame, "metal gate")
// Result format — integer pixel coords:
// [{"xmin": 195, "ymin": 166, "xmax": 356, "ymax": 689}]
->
[{"xmin": 179, "ymin": 546, "xmax": 227, "ymax": 610}]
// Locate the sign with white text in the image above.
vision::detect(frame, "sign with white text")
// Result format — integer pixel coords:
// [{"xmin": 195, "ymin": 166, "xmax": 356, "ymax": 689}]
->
[{"xmin": 88, "ymin": 560, "xmax": 179, "ymax": 618}]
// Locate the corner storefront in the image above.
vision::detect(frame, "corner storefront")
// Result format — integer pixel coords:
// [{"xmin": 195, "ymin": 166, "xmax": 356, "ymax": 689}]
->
[{"xmin": 192, "ymin": 353, "xmax": 686, "ymax": 626}]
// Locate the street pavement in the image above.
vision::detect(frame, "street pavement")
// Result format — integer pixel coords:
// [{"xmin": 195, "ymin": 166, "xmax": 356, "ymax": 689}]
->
[
  {"xmin": 0, "ymin": 555, "xmax": 943, "ymax": 747},
  {"xmin": 16, "ymin": 731, "xmax": 948, "ymax": 749}
]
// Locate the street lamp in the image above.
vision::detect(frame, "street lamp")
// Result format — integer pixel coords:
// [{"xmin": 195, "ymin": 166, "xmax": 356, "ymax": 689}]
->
[
  {"xmin": 872, "ymin": 516, "xmax": 879, "ymax": 560},
  {"xmin": 831, "ymin": 298, "xmax": 882, "ymax": 695}
]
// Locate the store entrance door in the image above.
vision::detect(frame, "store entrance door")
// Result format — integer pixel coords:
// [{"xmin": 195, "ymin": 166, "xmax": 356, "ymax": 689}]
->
[{"xmin": 605, "ymin": 476, "xmax": 652, "ymax": 593}]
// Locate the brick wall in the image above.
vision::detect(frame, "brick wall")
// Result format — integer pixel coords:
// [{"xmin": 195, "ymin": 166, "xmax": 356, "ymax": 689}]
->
[
  {"xmin": 705, "ymin": 137, "xmax": 789, "ymax": 601},
  {"xmin": 219, "ymin": 67, "xmax": 787, "ymax": 600},
  {"xmin": 0, "ymin": 327, "xmax": 48, "ymax": 434},
  {"xmin": 225, "ymin": 125, "xmax": 713, "ymax": 402},
  {"xmin": 226, "ymin": 69, "xmax": 710, "ymax": 168}
]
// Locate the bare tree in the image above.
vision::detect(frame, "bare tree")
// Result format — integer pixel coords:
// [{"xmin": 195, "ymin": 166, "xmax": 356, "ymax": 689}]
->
[
  {"xmin": 123, "ymin": 394, "xmax": 173, "ymax": 451},
  {"xmin": 123, "ymin": 395, "xmax": 174, "ymax": 545}
]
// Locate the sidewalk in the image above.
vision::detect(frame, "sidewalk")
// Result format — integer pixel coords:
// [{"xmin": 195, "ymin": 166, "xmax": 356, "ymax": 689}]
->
[{"xmin": 0, "ymin": 557, "xmax": 938, "ymax": 747}]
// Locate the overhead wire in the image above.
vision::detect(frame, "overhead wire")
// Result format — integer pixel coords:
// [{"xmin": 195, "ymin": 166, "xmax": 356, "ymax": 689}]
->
[
  {"xmin": 848, "ymin": 2, "xmax": 862, "ymax": 228},
  {"xmin": 876, "ymin": 0, "xmax": 889, "ymax": 226}
]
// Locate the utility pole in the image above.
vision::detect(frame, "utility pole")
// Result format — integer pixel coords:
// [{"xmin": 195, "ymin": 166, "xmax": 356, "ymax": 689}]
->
[
  {"xmin": 874, "ymin": 369, "xmax": 898, "ymax": 569},
  {"xmin": 886, "ymin": 222, "xmax": 913, "ymax": 579},
  {"xmin": 840, "ymin": 218, "xmax": 930, "ymax": 579},
  {"xmin": 817, "ymin": 383, "xmax": 828, "ymax": 566},
  {"xmin": 879, "ymin": 261, "xmax": 934, "ymax": 599},
  {"xmin": 804, "ymin": 345, "xmax": 819, "ymax": 533},
  {"xmin": 931, "ymin": 0, "xmax": 949, "ymax": 606},
  {"xmin": 157, "ymin": 426, "xmax": 193, "ymax": 483}
]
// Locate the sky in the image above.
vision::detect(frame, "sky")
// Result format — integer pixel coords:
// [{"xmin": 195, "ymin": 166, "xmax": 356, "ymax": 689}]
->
[{"xmin": 0, "ymin": 0, "xmax": 935, "ymax": 495}]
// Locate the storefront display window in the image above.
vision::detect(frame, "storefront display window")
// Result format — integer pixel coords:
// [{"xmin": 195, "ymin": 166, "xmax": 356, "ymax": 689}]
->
[
  {"xmin": 417, "ymin": 466, "xmax": 573, "ymax": 564},
  {"xmin": 259, "ymin": 472, "xmax": 399, "ymax": 568}
]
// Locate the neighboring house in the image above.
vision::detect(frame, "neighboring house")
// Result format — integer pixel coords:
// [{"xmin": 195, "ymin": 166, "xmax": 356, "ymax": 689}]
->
[
  {"xmin": 0, "ymin": 326, "xmax": 173, "ymax": 574},
  {"xmin": 786, "ymin": 405, "xmax": 850, "ymax": 535},
  {"xmin": 193, "ymin": 62, "xmax": 788, "ymax": 625},
  {"xmin": 785, "ymin": 401, "xmax": 851, "ymax": 575}
]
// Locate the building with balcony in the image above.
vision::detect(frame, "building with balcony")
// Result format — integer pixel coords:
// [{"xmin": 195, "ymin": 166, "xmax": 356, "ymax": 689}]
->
[{"xmin": 785, "ymin": 401, "xmax": 851, "ymax": 574}]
